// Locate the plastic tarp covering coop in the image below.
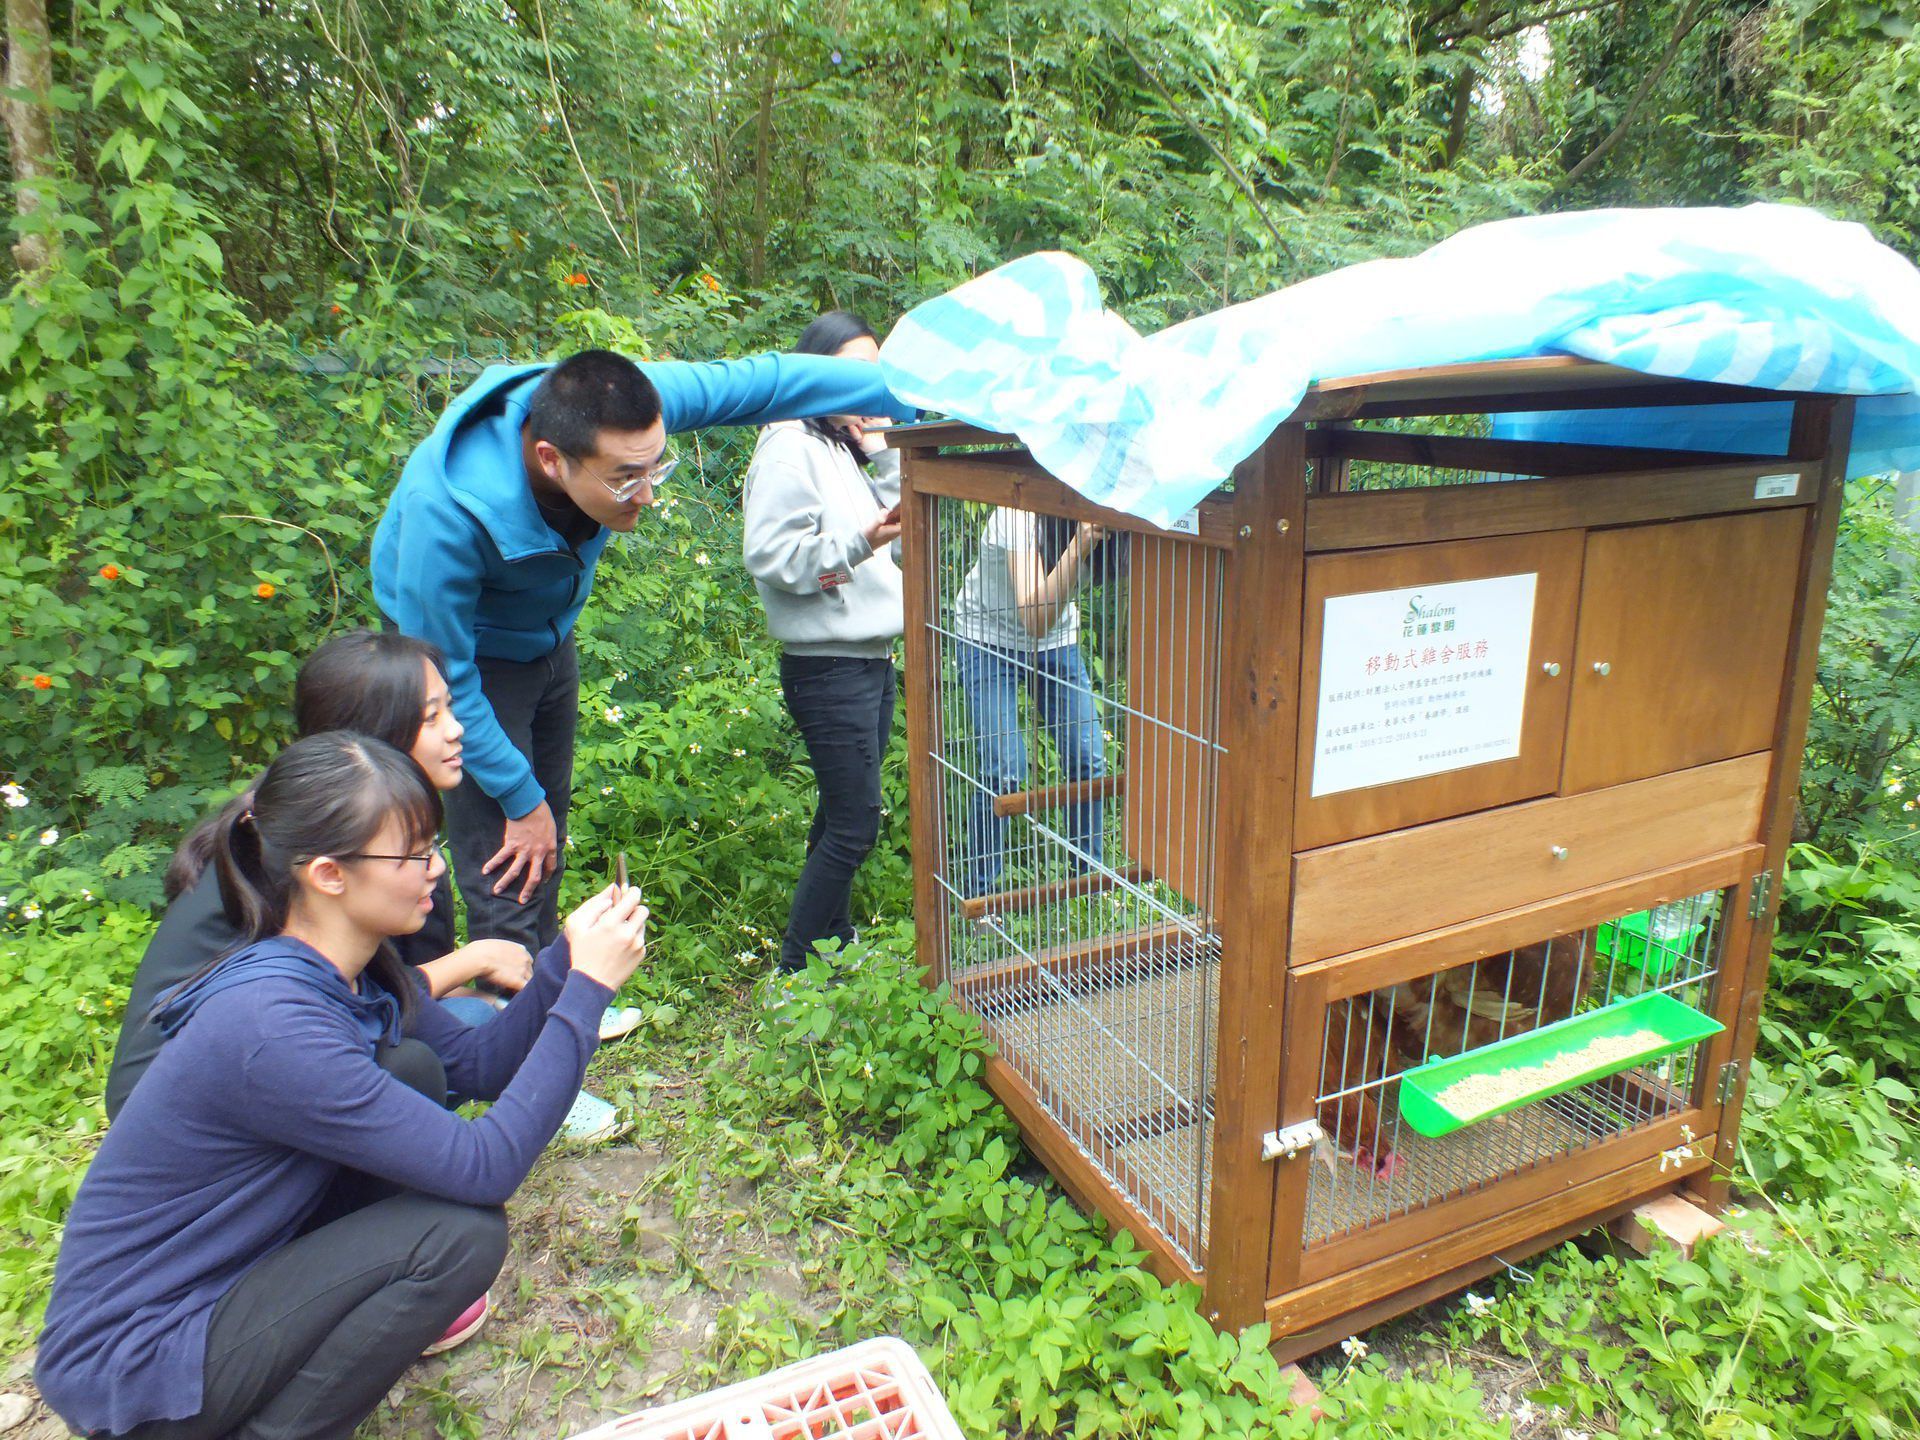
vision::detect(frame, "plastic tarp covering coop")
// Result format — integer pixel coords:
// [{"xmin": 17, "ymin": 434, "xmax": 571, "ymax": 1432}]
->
[{"xmin": 877, "ymin": 204, "xmax": 1920, "ymax": 528}]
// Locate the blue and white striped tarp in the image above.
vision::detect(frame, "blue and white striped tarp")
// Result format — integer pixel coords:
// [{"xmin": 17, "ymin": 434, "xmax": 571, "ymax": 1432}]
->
[{"xmin": 877, "ymin": 205, "xmax": 1920, "ymax": 527}]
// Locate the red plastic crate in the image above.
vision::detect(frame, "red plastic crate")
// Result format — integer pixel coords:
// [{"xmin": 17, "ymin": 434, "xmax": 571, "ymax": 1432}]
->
[{"xmin": 570, "ymin": 1337, "xmax": 966, "ymax": 1440}]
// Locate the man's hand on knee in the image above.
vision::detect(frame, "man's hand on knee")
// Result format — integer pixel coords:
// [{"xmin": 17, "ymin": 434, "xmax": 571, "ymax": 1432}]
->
[{"xmin": 484, "ymin": 800, "xmax": 558, "ymax": 903}]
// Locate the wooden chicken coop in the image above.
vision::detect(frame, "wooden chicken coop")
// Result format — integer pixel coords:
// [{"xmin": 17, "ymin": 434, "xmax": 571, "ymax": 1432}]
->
[{"xmin": 890, "ymin": 356, "xmax": 1854, "ymax": 1358}]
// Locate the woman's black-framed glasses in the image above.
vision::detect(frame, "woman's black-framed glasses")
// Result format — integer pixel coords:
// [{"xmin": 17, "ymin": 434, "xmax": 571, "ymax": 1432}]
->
[{"xmin": 341, "ymin": 851, "xmax": 438, "ymax": 869}]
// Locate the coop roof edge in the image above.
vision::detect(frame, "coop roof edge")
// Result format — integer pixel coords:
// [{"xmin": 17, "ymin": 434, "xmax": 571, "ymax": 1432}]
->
[{"xmin": 883, "ymin": 356, "xmax": 1825, "ymax": 454}]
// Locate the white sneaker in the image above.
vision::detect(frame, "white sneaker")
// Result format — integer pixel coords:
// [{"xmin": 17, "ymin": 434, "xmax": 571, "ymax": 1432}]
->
[
  {"xmin": 598, "ymin": 1005, "xmax": 644, "ymax": 1043},
  {"xmin": 560, "ymin": 1091, "xmax": 625, "ymax": 1144}
]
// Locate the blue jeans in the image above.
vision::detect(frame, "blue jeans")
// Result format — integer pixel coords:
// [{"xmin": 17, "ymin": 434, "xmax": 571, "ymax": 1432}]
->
[
  {"xmin": 438, "ymin": 995, "xmax": 499, "ymax": 1028},
  {"xmin": 954, "ymin": 640, "xmax": 1107, "ymax": 896}
]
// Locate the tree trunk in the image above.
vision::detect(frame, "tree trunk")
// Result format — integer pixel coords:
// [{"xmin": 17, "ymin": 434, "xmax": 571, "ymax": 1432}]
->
[
  {"xmin": 748, "ymin": 50, "xmax": 778, "ymax": 287},
  {"xmin": 4, "ymin": 0, "xmax": 59, "ymax": 277},
  {"xmin": 1441, "ymin": 4, "xmax": 1489, "ymax": 168}
]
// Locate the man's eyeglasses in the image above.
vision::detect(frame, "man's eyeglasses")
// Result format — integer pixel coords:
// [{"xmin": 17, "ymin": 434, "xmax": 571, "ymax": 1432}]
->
[
  {"xmin": 342, "ymin": 852, "xmax": 438, "ymax": 869},
  {"xmin": 566, "ymin": 450, "xmax": 679, "ymax": 504}
]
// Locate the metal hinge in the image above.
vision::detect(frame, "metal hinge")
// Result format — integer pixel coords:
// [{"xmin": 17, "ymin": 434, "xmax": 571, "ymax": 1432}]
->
[
  {"xmin": 1261, "ymin": 1119, "xmax": 1324, "ymax": 1162},
  {"xmin": 1716, "ymin": 1060, "xmax": 1743, "ymax": 1104},
  {"xmin": 1748, "ymin": 870, "xmax": 1774, "ymax": 919}
]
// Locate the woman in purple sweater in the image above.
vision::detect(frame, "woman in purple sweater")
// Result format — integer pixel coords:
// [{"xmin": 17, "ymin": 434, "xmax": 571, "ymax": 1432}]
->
[{"xmin": 36, "ymin": 732, "xmax": 649, "ymax": 1440}]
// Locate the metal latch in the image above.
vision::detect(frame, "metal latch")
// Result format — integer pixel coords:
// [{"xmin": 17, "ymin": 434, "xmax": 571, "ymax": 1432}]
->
[
  {"xmin": 1716, "ymin": 1060, "xmax": 1743, "ymax": 1103},
  {"xmin": 1748, "ymin": 870, "xmax": 1774, "ymax": 919},
  {"xmin": 1261, "ymin": 1119, "xmax": 1324, "ymax": 1162}
]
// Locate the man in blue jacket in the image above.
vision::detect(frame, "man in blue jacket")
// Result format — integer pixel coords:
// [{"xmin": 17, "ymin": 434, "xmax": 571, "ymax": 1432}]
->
[{"xmin": 373, "ymin": 347, "xmax": 907, "ymax": 954}]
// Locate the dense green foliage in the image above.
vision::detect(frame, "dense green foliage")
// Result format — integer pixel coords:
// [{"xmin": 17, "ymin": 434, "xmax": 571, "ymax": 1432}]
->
[{"xmin": 2, "ymin": 0, "xmax": 1918, "ymax": 1434}]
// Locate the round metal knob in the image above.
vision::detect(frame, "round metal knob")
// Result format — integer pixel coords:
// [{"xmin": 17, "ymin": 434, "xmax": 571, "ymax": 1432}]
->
[
  {"xmin": 1592, "ymin": 661, "xmax": 1611, "ymax": 676},
  {"xmin": 1550, "ymin": 845, "xmax": 1569, "ymax": 860},
  {"xmin": 1542, "ymin": 661, "xmax": 1562, "ymax": 677}
]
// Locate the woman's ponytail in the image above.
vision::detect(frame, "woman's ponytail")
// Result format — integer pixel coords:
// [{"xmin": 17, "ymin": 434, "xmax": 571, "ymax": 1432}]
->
[{"xmin": 207, "ymin": 794, "xmax": 289, "ymax": 944}]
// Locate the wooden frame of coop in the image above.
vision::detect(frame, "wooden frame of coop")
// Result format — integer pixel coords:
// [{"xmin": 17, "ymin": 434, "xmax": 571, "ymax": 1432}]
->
[{"xmin": 891, "ymin": 356, "xmax": 1854, "ymax": 1360}]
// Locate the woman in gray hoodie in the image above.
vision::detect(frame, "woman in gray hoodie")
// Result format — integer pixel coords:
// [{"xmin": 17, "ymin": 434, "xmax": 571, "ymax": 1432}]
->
[{"xmin": 743, "ymin": 312, "xmax": 904, "ymax": 971}]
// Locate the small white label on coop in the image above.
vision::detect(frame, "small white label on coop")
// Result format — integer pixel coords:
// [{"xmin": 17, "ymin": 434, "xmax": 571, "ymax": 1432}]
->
[
  {"xmin": 1311, "ymin": 571, "xmax": 1539, "ymax": 798},
  {"xmin": 1754, "ymin": 472, "xmax": 1800, "ymax": 500},
  {"xmin": 1161, "ymin": 507, "xmax": 1201, "ymax": 535}
]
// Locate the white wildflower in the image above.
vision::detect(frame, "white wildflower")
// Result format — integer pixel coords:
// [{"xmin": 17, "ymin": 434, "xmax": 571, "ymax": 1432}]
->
[
  {"xmin": 22, "ymin": 902, "xmax": 42, "ymax": 920},
  {"xmin": 1659, "ymin": 1135, "xmax": 1699, "ymax": 1173},
  {"xmin": 688, "ymin": 742, "xmax": 702, "ymax": 754},
  {"xmin": 39, "ymin": 828, "xmax": 58, "ymax": 846},
  {"xmin": 1, "ymin": 782, "xmax": 27, "ymax": 809},
  {"xmin": 615, "ymin": 670, "xmax": 629, "ymax": 681},
  {"xmin": 694, "ymin": 552, "xmax": 711, "ymax": 566},
  {"xmin": 731, "ymin": 748, "xmax": 745, "ymax": 757},
  {"xmin": 1339, "ymin": 1337, "xmax": 1368, "ymax": 1362},
  {"xmin": 1464, "ymin": 1292, "xmax": 1494, "ymax": 1317},
  {"xmin": 735, "ymin": 950, "xmax": 757, "ymax": 963},
  {"xmin": 603, "ymin": 706, "xmax": 624, "ymax": 724},
  {"xmin": 81, "ymin": 889, "xmax": 92, "ymax": 900},
  {"xmin": 601, "ymin": 785, "xmax": 614, "ymax": 796},
  {"xmin": 861, "ymin": 1061, "xmax": 874, "ymax": 1079},
  {"xmin": 1512, "ymin": 1400, "xmax": 1541, "ymax": 1426}
]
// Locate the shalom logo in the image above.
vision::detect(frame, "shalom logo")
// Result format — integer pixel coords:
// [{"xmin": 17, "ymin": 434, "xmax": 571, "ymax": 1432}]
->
[{"xmin": 1402, "ymin": 594, "xmax": 1459, "ymax": 639}]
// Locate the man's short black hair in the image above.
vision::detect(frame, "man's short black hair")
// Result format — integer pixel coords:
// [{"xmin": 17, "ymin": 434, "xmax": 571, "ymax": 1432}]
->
[{"xmin": 526, "ymin": 349, "xmax": 663, "ymax": 458}]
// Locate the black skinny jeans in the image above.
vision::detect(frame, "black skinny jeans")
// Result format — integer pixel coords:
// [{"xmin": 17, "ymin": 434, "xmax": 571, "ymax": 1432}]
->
[
  {"xmin": 777, "ymin": 654, "xmax": 897, "ymax": 971},
  {"xmin": 443, "ymin": 636, "xmax": 579, "ymax": 953},
  {"xmin": 115, "ymin": 1042, "xmax": 507, "ymax": 1440}
]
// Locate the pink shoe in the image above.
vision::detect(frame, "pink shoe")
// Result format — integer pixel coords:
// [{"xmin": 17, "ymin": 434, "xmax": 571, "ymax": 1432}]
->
[{"xmin": 424, "ymin": 1291, "xmax": 489, "ymax": 1356}]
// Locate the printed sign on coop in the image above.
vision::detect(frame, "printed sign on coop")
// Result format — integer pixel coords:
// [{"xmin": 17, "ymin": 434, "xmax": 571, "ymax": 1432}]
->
[{"xmin": 1311, "ymin": 572, "xmax": 1538, "ymax": 798}]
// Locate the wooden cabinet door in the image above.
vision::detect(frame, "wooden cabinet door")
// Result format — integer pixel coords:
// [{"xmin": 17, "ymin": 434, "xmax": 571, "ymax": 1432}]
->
[
  {"xmin": 1293, "ymin": 530, "xmax": 1584, "ymax": 849},
  {"xmin": 1562, "ymin": 510, "xmax": 1805, "ymax": 794}
]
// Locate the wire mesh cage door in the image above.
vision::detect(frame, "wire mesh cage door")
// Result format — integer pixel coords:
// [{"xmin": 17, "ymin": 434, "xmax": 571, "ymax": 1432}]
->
[
  {"xmin": 1266, "ymin": 857, "xmax": 1762, "ymax": 1314},
  {"xmin": 902, "ymin": 475, "xmax": 1231, "ymax": 1273}
]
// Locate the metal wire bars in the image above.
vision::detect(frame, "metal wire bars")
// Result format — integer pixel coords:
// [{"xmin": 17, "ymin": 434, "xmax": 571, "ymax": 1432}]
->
[
  {"xmin": 919, "ymin": 496, "xmax": 1226, "ymax": 1267},
  {"xmin": 1308, "ymin": 887, "xmax": 1725, "ymax": 1244}
]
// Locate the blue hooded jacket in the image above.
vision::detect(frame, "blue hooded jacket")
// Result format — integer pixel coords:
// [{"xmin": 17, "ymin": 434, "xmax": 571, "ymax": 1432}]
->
[
  {"xmin": 371, "ymin": 356, "xmax": 907, "ymax": 817},
  {"xmin": 36, "ymin": 932, "xmax": 608, "ymax": 1436}
]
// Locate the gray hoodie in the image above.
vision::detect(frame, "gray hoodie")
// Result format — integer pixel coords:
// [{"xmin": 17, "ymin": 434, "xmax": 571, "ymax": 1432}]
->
[{"xmin": 742, "ymin": 420, "xmax": 903, "ymax": 657}]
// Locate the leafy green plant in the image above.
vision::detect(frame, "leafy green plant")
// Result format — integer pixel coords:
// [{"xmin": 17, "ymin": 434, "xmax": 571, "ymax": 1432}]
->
[{"xmin": 1770, "ymin": 841, "xmax": 1920, "ymax": 1080}]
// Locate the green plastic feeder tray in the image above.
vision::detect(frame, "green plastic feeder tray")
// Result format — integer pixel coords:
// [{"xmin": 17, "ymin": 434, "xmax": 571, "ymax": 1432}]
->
[
  {"xmin": 1397, "ymin": 992, "xmax": 1724, "ymax": 1139},
  {"xmin": 1595, "ymin": 909, "xmax": 1704, "ymax": 979}
]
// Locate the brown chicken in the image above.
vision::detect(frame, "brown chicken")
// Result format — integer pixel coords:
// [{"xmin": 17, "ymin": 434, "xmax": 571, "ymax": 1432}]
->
[
  {"xmin": 1387, "ymin": 928, "xmax": 1598, "ymax": 1069},
  {"xmin": 1316, "ymin": 1000, "xmax": 1402, "ymax": 1179}
]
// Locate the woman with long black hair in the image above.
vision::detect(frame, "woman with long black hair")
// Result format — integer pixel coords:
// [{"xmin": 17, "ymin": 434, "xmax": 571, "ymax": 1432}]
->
[
  {"xmin": 36, "ymin": 732, "xmax": 650, "ymax": 1440},
  {"xmin": 104, "ymin": 629, "xmax": 635, "ymax": 1140},
  {"xmin": 742, "ymin": 311, "xmax": 904, "ymax": 972}
]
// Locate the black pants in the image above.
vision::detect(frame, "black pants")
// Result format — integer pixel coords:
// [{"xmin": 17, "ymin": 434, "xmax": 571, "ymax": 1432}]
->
[
  {"xmin": 777, "ymin": 654, "xmax": 897, "ymax": 971},
  {"xmin": 117, "ymin": 1043, "xmax": 506, "ymax": 1440},
  {"xmin": 443, "ymin": 637, "xmax": 579, "ymax": 953}
]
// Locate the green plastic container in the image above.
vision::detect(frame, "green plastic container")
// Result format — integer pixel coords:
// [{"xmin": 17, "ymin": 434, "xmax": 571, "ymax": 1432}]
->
[
  {"xmin": 1397, "ymin": 992, "xmax": 1725, "ymax": 1138},
  {"xmin": 1595, "ymin": 907, "xmax": 1705, "ymax": 979}
]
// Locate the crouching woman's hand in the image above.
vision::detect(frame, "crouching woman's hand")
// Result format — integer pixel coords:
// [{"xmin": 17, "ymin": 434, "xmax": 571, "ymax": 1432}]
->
[{"xmin": 563, "ymin": 884, "xmax": 650, "ymax": 993}]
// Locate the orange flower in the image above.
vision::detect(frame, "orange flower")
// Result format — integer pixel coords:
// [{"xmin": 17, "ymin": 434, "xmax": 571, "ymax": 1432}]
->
[
  {"xmin": 564, "ymin": 272, "xmax": 590, "ymax": 286},
  {"xmin": 330, "ymin": 304, "xmax": 343, "ymax": 315},
  {"xmin": 31, "ymin": 674, "xmax": 52, "ymax": 690},
  {"xmin": 700, "ymin": 273, "xmax": 721, "ymax": 292},
  {"xmin": 99, "ymin": 563, "xmax": 121, "ymax": 581},
  {"xmin": 255, "ymin": 582, "xmax": 276, "ymax": 599}
]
